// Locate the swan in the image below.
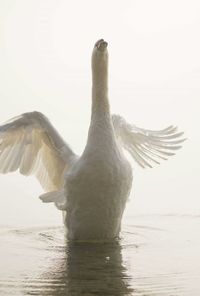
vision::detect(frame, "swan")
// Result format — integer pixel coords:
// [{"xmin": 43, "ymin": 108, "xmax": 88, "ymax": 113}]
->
[{"xmin": 0, "ymin": 39, "xmax": 185, "ymax": 240}]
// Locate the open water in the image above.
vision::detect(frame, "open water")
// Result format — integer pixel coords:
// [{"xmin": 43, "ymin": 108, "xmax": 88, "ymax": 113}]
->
[{"xmin": 0, "ymin": 215, "xmax": 200, "ymax": 296}]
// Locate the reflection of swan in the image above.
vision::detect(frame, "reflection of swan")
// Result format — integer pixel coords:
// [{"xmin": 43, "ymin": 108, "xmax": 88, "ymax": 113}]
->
[
  {"xmin": 0, "ymin": 227, "xmax": 133, "ymax": 295},
  {"xmin": 39, "ymin": 239, "xmax": 133, "ymax": 296},
  {"xmin": 0, "ymin": 39, "xmax": 185, "ymax": 240}
]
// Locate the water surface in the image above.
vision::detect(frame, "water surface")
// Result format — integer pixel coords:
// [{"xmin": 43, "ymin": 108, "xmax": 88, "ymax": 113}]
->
[{"xmin": 0, "ymin": 215, "xmax": 199, "ymax": 295}]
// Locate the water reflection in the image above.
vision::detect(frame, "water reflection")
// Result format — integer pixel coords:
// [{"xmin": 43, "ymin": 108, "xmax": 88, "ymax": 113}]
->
[
  {"xmin": 38, "ymin": 239, "xmax": 134, "ymax": 296},
  {"xmin": 1, "ymin": 216, "xmax": 200, "ymax": 295}
]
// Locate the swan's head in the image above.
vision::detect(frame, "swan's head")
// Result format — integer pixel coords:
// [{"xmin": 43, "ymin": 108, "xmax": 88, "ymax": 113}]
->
[
  {"xmin": 94, "ymin": 39, "xmax": 108, "ymax": 52},
  {"xmin": 92, "ymin": 39, "xmax": 108, "ymax": 75}
]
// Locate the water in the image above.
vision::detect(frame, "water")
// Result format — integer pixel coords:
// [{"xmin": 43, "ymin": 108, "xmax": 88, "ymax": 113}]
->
[{"xmin": 0, "ymin": 215, "xmax": 200, "ymax": 296}]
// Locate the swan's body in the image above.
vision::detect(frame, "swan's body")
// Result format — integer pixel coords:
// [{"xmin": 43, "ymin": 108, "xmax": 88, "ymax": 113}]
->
[
  {"xmin": 0, "ymin": 40, "xmax": 185, "ymax": 240},
  {"xmin": 65, "ymin": 115, "xmax": 132, "ymax": 240}
]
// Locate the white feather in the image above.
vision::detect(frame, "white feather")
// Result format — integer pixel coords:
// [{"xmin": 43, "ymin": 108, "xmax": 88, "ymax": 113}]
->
[
  {"xmin": 112, "ymin": 114, "xmax": 186, "ymax": 168},
  {"xmin": 0, "ymin": 111, "xmax": 76, "ymax": 190}
]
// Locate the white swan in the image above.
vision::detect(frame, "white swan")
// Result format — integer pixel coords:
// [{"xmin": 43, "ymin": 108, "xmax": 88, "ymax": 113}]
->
[{"xmin": 0, "ymin": 39, "xmax": 185, "ymax": 240}]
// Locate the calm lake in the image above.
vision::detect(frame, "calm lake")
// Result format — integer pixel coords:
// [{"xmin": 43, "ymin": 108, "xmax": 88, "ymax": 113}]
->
[{"xmin": 0, "ymin": 215, "xmax": 199, "ymax": 296}]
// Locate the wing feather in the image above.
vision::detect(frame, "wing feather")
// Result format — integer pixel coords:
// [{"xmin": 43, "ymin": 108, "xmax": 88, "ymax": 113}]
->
[
  {"xmin": 0, "ymin": 111, "xmax": 77, "ymax": 191},
  {"xmin": 112, "ymin": 114, "xmax": 185, "ymax": 168}
]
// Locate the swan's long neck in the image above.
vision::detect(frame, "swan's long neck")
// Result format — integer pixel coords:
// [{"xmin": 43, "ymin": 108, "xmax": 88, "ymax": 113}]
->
[
  {"xmin": 91, "ymin": 53, "xmax": 110, "ymax": 120},
  {"xmin": 84, "ymin": 43, "xmax": 116, "ymax": 150}
]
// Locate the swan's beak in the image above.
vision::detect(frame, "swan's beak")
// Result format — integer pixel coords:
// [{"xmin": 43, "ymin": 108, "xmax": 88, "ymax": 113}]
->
[{"xmin": 95, "ymin": 39, "xmax": 108, "ymax": 51}]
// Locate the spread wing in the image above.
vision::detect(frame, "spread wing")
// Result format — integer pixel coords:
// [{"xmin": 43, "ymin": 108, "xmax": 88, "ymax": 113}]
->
[
  {"xmin": 112, "ymin": 114, "xmax": 186, "ymax": 168},
  {"xmin": 0, "ymin": 111, "xmax": 77, "ymax": 191}
]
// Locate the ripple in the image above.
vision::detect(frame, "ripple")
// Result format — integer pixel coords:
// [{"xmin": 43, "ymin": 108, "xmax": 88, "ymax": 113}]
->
[{"xmin": 0, "ymin": 215, "xmax": 200, "ymax": 295}]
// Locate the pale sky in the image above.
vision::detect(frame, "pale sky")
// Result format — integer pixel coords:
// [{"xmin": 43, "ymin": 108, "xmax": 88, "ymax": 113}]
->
[{"xmin": 0, "ymin": 0, "xmax": 199, "ymax": 226}]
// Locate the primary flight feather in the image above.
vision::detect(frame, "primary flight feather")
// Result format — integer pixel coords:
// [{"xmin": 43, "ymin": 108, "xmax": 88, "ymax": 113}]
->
[{"xmin": 0, "ymin": 39, "xmax": 185, "ymax": 240}]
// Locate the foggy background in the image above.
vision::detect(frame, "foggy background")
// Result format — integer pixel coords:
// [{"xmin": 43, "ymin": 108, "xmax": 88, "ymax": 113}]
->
[{"xmin": 0, "ymin": 0, "xmax": 199, "ymax": 226}]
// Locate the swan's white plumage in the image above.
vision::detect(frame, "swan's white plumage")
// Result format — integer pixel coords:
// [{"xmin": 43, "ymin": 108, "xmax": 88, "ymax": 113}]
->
[
  {"xmin": 0, "ymin": 40, "xmax": 185, "ymax": 240},
  {"xmin": 0, "ymin": 111, "xmax": 76, "ymax": 191},
  {"xmin": 39, "ymin": 189, "xmax": 67, "ymax": 210},
  {"xmin": 112, "ymin": 115, "xmax": 186, "ymax": 168}
]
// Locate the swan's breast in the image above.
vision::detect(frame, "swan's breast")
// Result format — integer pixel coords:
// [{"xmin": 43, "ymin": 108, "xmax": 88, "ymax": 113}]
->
[{"xmin": 64, "ymin": 149, "xmax": 132, "ymax": 240}]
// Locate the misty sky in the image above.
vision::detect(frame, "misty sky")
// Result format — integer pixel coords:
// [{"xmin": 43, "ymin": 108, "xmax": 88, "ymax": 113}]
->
[{"xmin": 0, "ymin": 0, "xmax": 199, "ymax": 226}]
